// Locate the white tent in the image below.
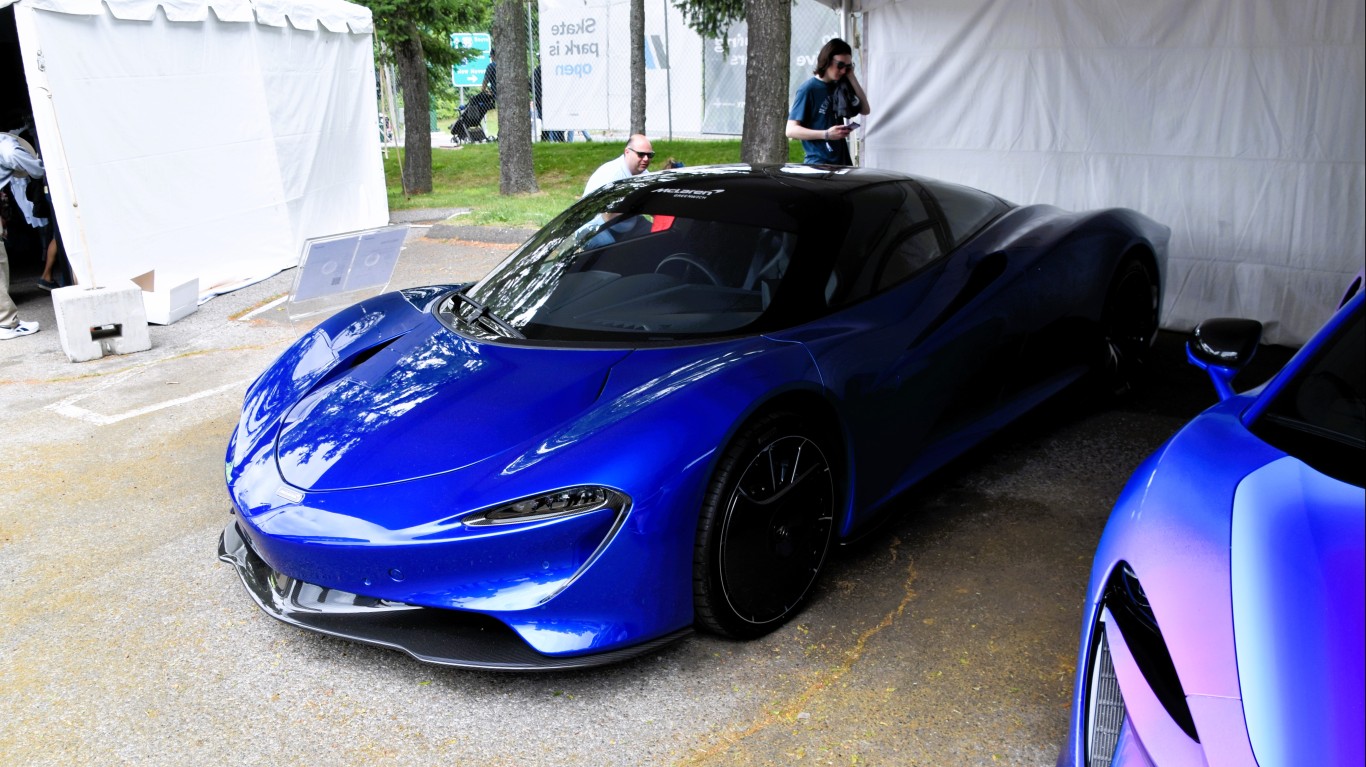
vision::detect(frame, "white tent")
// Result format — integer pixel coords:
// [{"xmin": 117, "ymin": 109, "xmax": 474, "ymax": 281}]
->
[
  {"xmin": 3, "ymin": 0, "xmax": 387, "ymax": 300},
  {"xmin": 835, "ymin": 0, "xmax": 1364, "ymax": 346}
]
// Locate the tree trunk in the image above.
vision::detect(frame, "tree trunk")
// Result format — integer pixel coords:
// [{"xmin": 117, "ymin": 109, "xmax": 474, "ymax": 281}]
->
[
  {"xmin": 740, "ymin": 0, "xmax": 790, "ymax": 165},
  {"xmin": 394, "ymin": 20, "xmax": 432, "ymax": 194},
  {"xmin": 493, "ymin": 0, "xmax": 539, "ymax": 195},
  {"xmin": 630, "ymin": 0, "xmax": 646, "ymax": 135}
]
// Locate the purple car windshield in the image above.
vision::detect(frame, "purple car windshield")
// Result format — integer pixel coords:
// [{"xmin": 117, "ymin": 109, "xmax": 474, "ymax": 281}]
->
[{"xmin": 1252, "ymin": 305, "xmax": 1364, "ymax": 486}]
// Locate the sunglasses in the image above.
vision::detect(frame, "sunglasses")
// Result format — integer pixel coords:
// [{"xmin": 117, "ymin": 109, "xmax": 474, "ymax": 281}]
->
[
  {"xmin": 628, "ymin": 147, "xmax": 655, "ymax": 160},
  {"xmin": 834, "ymin": 60, "xmax": 853, "ymax": 71}
]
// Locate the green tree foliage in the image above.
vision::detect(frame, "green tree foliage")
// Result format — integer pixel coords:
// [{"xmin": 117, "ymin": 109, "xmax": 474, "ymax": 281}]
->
[
  {"xmin": 673, "ymin": 0, "xmax": 745, "ymax": 41},
  {"xmin": 361, "ymin": 0, "xmax": 490, "ymax": 87},
  {"xmin": 355, "ymin": 0, "xmax": 491, "ymax": 194}
]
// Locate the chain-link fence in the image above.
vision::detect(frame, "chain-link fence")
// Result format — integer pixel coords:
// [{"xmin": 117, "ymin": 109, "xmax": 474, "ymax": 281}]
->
[{"xmin": 528, "ymin": 0, "xmax": 843, "ymax": 141}]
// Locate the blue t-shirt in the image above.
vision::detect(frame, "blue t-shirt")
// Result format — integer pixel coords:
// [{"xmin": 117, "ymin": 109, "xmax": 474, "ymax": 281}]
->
[{"xmin": 789, "ymin": 77, "xmax": 852, "ymax": 166}]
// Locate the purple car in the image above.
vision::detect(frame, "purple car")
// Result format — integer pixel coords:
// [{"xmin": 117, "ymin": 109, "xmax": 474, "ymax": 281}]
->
[{"xmin": 1058, "ymin": 290, "xmax": 1364, "ymax": 766}]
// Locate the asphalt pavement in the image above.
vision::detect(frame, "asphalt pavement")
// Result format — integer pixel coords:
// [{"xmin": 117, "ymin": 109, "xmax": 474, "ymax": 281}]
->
[{"xmin": 0, "ymin": 215, "xmax": 1294, "ymax": 767}]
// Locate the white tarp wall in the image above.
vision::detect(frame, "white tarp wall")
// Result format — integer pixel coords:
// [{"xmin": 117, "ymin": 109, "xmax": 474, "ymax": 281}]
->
[
  {"xmin": 539, "ymin": 0, "xmax": 704, "ymax": 135},
  {"xmin": 862, "ymin": 0, "xmax": 1365, "ymax": 345},
  {"xmin": 9, "ymin": 0, "xmax": 387, "ymax": 297}
]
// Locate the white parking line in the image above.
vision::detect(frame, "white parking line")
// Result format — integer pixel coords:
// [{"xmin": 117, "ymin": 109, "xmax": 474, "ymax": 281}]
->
[
  {"xmin": 45, "ymin": 368, "xmax": 250, "ymax": 425},
  {"xmin": 237, "ymin": 295, "xmax": 290, "ymax": 321}
]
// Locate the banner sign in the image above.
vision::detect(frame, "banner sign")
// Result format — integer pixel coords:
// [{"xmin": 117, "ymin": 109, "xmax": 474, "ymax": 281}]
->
[
  {"xmin": 451, "ymin": 32, "xmax": 492, "ymax": 88},
  {"xmin": 538, "ymin": 1, "xmax": 613, "ymax": 130}
]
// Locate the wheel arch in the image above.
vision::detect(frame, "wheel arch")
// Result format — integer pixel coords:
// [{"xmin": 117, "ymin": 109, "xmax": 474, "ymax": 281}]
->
[
  {"xmin": 691, "ymin": 386, "xmax": 848, "ymax": 637},
  {"xmin": 719, "ymin": 386, "xmax": 855, "ymax": 536},
  {"xmin": 1055, "ymin": 209, "xmax": 1164, "ymax": 320},
  {"xmin": 1113, "ymin": 241, "xmax": 1162, "ymax": 313}
]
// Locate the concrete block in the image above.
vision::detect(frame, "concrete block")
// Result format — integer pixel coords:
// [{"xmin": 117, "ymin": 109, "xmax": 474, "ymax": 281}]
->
[
  {"xmin": 52, "ymin": 282, "xmax": 152, "ymax": 362},
  {"xmin": 131, "ymin": 270, "xmax": 199, "ymax": 325}
]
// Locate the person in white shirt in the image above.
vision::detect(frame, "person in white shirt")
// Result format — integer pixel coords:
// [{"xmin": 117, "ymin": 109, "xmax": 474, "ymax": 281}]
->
[
  {"xmin": 582, "ymin": 135, "xmax": 654, "ymax": 197},
  {"xmin": 0, "ymin": 131, "xmax": 43, "ymax": 190},
  {"xmin": 0, "ymin": 131, "xmax": 45, "ymax": 339}
]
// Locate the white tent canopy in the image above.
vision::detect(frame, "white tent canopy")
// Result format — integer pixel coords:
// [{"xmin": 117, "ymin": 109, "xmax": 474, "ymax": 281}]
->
[
  {"xmin": 839, "ymin": 0, "xmax": 1364, "ymax": 345},
  {"xmin": 5, "ymin": 0, "xmax": 387, "ymax": 299}
]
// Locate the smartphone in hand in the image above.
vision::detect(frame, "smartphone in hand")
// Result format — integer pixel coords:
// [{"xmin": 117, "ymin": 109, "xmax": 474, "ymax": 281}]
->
[{"xmin": 845, "ymin": 121, "xmax": 861, "ymax": 130}]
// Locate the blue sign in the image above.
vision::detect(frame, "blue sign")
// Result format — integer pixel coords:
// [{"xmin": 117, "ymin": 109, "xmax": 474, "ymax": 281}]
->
[{"xmin": 452, "ymin": 33, "xmax": 492, "ymax": 88}]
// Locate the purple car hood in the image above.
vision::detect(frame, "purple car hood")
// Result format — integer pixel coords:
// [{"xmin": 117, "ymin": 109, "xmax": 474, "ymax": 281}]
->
[
  {"xmin": 275, "ymin": 325, "xmax": 631, "ymax": 491},
  {"xmin": 1231, "ymin": 455, "xmax": 1365, "ymax": 766}
]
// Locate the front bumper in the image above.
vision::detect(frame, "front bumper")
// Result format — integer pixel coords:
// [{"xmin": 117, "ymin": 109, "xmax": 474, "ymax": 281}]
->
[{"xmin": 217, "ymin": 520, "xmax": 690, "ymax": 671}]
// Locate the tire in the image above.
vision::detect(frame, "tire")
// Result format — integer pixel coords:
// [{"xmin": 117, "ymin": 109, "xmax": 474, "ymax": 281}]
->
[
  {"xmin": 693, "ymin": 411, "xmax": 837, "ymax": 639},
  {"xmin": 1096, "ymin": 257, "xmax": 1159, "ymax": 397}
]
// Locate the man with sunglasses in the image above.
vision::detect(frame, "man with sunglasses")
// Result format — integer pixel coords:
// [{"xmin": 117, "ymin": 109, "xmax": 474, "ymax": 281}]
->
[
  {"xmin": 583, "ymin": 134, "xmax": 656, "ymax": 196},
  {"xmin": 786, "ymin": 38, "xmax": 870, "ymax": 166}
]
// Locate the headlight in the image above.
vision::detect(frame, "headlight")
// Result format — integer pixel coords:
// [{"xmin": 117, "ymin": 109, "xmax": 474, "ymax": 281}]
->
[{"xmin": 463, "ymin": 486, "xmax": 630, "ymax": 526}]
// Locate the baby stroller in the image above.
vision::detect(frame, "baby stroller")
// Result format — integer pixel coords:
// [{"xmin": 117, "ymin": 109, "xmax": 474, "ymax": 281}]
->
[{"xmin": 449, "ymin": 92, "xmax": 494, "ymax": 144}]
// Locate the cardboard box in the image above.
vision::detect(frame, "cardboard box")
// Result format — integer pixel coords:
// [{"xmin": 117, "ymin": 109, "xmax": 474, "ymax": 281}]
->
[{"xmin": 131, "ymin": 270, "xmax": 199, "ymax": 325}]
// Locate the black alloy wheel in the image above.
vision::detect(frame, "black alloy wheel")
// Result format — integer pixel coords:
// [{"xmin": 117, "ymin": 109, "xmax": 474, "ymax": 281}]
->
[{"xmin": 694, "ymin": 412, "xmax": 837, "ymax": 639}]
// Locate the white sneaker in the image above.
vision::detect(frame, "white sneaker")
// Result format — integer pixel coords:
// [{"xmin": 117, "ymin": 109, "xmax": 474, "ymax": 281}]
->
[{"xmin": 0, "ymin": 320, "xmax": 40, "ymax": 340}]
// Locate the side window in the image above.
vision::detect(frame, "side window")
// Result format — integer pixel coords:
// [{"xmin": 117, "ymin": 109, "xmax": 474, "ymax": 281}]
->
[
  {"xmin": 876, "ymin": 227, "xmax": 942, "ymax": 292},
  {"xmin": 829, "ymin": 182, "xmax": 947, "ymax": 305},
  {"xmin": 921, "ymin": 179, "xmax": 1009, "ymax": 246}
]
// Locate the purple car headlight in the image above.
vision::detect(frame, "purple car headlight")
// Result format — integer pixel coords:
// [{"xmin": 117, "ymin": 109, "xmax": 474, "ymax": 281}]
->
[{"xmin": 463, "ymin": 486, "xmax": 630, "ymax": 526}]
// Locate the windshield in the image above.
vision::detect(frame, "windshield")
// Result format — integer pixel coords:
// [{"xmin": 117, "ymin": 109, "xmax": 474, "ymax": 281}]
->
[
  {"xmin": 440, "ymin": 171, "xmax": 821, "ymax": 343},
  {"xmin": 1252, "ymin": 303, "xmax": 1364, "ymax": 486}
]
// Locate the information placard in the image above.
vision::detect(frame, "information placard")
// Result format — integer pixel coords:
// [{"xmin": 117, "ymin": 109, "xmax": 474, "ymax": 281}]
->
[{"xmin": 289, "ymin": 224, "xmax": 409, "ymax": 319}]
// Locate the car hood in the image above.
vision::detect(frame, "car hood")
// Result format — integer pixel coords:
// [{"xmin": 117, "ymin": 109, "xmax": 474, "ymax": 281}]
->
[
  {"xmin": 275, "ymin": 323, "xmax": 631, "ymax": 491},
  {"xmin": 1231, "ymin": 455, "xmax": 1365, "ymax": 766}
]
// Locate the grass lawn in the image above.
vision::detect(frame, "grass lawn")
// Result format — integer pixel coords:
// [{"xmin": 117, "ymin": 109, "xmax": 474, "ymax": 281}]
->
[{"xmin": 383, "ymin": 130, "xmax": 806, "ymax": 229}]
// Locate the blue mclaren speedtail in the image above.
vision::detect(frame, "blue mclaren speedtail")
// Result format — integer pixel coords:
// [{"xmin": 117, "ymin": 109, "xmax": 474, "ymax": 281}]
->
[
  {"xmin": 220, "ymin": 164, "xmax": 1169, "ymax": 670},
  {"xmin": 1058, "ymin": 290, "xmax": 1364, "ymax": 766}
]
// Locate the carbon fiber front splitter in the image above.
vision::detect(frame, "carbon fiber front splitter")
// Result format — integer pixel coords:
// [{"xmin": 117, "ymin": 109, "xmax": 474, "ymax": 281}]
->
[{"xmin": 217, "ymin": 520, "xmax": 690, "ymax": 671}]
